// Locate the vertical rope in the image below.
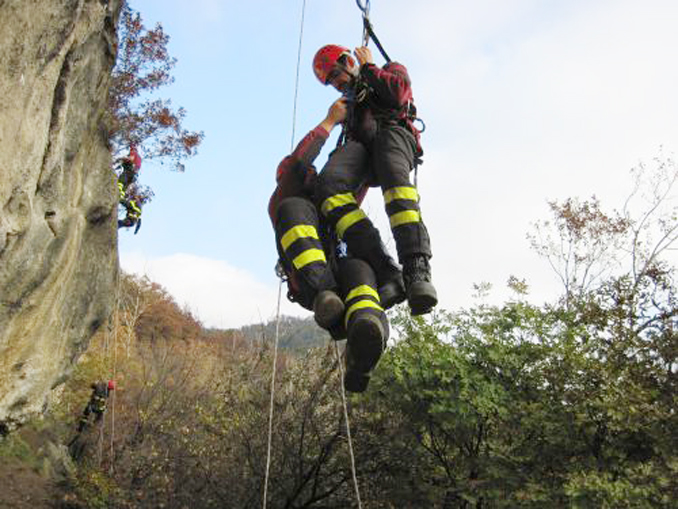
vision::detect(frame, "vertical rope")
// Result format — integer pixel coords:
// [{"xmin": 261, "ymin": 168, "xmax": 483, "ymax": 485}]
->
[
  {"xmin": 263, "ymin": 279, "xmax": 283, "ymax": 509},
  {"xmin": 290, "ymin": 0, "xmax": 307, "ymax": 151},
  {"xmin": 334, "ymin": 342, "xmax": 363, "ymax": 509},
  {"xmin": 263, "ymin": 1, "xmax": 307, "ymax": 506},
  {"xmin": 109, "ymin": 277, "xmax": 121, "ymax": 474}
]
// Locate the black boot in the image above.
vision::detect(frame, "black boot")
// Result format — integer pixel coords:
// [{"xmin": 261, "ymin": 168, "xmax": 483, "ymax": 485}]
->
[
  {"xmin": 403, "ymin": 255, "xmax": 437, "ymax": 316},
  {"xmin": 313, "ymin": 290, "xmax": 344, "ymax": 330},
  {"xmin": 376, "ymin": 260, "xmax": 406, "ymax": 310},
  {"xmin": 344, "ymin": 314, "xmax": 385, "ymax": 393}
]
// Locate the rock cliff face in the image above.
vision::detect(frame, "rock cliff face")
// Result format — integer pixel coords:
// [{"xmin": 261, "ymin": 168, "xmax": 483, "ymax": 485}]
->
[{"xmin": 0, "ymin": 0, "xmax": 121, "ymax": 431}]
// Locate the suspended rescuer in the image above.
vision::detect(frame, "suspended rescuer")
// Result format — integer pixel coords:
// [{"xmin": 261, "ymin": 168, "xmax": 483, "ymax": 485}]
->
[
  {"xmin": 312, "ymin": 44, "xmax": 437, "ymax": 315},
  {"xmin": 268, "ymin": 98, "xmax": 396, "ymax": 392}
]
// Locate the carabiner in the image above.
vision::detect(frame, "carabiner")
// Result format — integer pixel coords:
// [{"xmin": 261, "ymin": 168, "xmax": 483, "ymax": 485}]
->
[
  {"xmin": 356, "ymin": 0, "xmax": 370, "ymax": 15},
  {"xmin": 414, "ymin": 117, "xmax": 426, "ymax": 134}
]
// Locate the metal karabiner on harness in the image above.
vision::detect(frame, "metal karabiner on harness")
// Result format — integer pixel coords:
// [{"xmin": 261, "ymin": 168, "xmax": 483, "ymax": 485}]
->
[{"xmin": 356, "ymin": 0, "xmax": 391, "ymax": 63}]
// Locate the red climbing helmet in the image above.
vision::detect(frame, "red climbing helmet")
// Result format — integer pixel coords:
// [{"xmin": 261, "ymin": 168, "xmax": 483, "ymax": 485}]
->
[
  {"xmin": 128, "ymin": 146, "xmax": 142, "ymax": 171},
  {"xmin": 312, "ymin": 44, "xmax": 355, "ymax": 85}
]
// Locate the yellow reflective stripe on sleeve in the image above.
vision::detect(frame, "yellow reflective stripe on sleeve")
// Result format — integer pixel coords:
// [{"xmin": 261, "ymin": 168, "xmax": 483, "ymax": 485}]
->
[
  {"xmin": 292, "ymin": 248, "xmax": 326, "ymax": 270},
  {"xmin": 345, "ymin": 284, "xmax": 380, "ymax": 303},
  {"xmin": 389, "ymin": 210, "xmax": 420, "ymax": 228},
  {"xmin": 383, "ymin": 186, "xmax": 419, "ymax": 204},
  {"xmin": 336, "ymin": 209, "xmax": 367, "ymax": 238},
  {"xmin": 345, "ymin": 300, "xmax": 384, "ymax": 326},
  {"xmin": 280, "ymin": 224, "xmax": 319, "ymax": 251},
  {"xmin": 321, "ymin": 193, "xmax": 357, "ymax": 216}
]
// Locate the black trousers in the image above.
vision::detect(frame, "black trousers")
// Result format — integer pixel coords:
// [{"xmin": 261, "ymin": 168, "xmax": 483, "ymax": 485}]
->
[
  {"xmin": 275, "ymin": 197, "xmax": 336, "ymax": 310},
  {"xmin": 274, "ymin": 196, "xmax": 391, "ymax": 334},
  {"xmin": 336, "ymin": 257, "xmax": 389, "ymax": 338},
  {"xmin": 315, "ymin": 125, "xmax": 432, "ymax": 266}
]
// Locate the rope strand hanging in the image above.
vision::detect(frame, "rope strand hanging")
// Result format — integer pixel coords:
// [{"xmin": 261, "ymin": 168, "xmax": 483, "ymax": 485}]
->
[
  {"xmin": 264, "ymin": 1, "xmax": 367, "ymax": 506},
  {"xmin": 334, "ymin": 342, "xmax": 363, "ymax": 509},
  {"xmin": 263, "ymin": 1, "xmax": 307, "ymax": 506}
]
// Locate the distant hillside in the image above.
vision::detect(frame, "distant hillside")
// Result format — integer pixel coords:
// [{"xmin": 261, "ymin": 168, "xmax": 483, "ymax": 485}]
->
[{"xmin": 237, "ymin": 315, "xmax": 332, "ymax": 352}]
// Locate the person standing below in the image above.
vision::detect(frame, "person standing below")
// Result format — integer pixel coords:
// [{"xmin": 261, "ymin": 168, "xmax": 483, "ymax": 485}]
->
[{"xmin": 312, "ymin": 44, "xmax": 437, "ymax": 316}]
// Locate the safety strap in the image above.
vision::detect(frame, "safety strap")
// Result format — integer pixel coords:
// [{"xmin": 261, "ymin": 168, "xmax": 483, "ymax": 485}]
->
[{"xmin": 356, "ymin": 0, "xmax": 391, "ymax": 63}]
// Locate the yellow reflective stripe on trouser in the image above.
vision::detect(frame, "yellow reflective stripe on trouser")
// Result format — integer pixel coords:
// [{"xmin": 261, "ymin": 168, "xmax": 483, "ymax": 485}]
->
[
  {"xmin": 280, "ymin": 224, "xmax": 319, "ymax": 251},
  {"xmin": 292, "ymin": 248, "xmax": 326, "ymax": 270},
  {"xmin": 321, "ymin": 193, "xmax": 357, "ymax": 216},
  {"xmin": 390, "ymin": 210, "xmax": 420, "ymax": 228},
  {"xmin": 336, "ymin": 209, "xmax": 367, "ymax": 239},
  {"xmin": 345, "ymin": 300, "xmax": 384, "ymax": 326},
  {"xmin": 383, "ymin": 186, "xmax": 419, "ymax": 205},
  {"xmin": 130, "ymin": 201, "xmax": 141, "ymax": 218},
  {"xmin": 345, "ymin": 284, "xmax": 380, "ymax": 303}
]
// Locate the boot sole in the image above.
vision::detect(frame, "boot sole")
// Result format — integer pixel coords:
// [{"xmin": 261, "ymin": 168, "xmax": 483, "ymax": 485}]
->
[
  {"xmin": 347, "ymin": 314, "xmax": 384, "ymax": 373},
  {"xmin": 379, "ymin": 281, "xmax": 406, "ymax": 309},
  {"xmin": 407, "ymin": 281, "xmax": 438, "ymax": 316},
  {"xmin": 313, "ymin": 291, "xmax": 345, "ymax": 329}
]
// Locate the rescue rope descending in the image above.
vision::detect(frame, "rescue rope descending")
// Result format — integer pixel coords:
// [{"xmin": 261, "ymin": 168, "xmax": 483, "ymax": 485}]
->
[
  {"xmin": 263, "ymin": 0, "xmax": 306, "ymax": 505},
  {"xmin": 262, "ymin": 278, "xmax": 283, "ymax": 509},
  {"xmin": 334, "ymin": 342, "xmax": 363, "ymax": 509},
  {"xmin": 263, "ymin": 1, "xmax": 364, "ymax": 507}
]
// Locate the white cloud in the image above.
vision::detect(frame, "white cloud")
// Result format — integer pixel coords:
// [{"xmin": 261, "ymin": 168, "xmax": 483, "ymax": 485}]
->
[{"xmin": 120, "ymin": 252, "xmax": 310, "ymax": 329}]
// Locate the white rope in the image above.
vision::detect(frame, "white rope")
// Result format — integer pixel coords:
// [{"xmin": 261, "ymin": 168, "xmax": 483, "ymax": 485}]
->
[
  {"xmin": 334, "ymin": 342, "xmax": 363, "ymax": 509},
  {"xmin": 109, "ymin": 277, "xmax": 121, "ymax": 474},
  {"xmin": 263, "ymin": 1, "xmax": 307, "ymax": 505},
  {"xmin": 290, "ymin": 0, "xmax": 307, "ymax": 151},
  {"xmin": 262, "ymin": 278, "xmax": 283, "ymax": 509}
]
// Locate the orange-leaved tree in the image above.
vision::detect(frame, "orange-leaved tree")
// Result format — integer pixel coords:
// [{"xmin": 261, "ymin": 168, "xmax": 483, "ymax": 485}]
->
[{"xmin": 108, "ymin": 2, "xmax": 204, "ymax": 172}]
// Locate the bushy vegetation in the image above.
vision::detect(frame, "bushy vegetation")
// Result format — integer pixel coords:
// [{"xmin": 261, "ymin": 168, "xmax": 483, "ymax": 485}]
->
[{"xmin": 45, "ymin": 157, "xmax": 677, "ymax": 508}]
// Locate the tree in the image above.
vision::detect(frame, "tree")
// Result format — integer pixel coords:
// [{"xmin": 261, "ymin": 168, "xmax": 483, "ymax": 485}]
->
[
  {"xmin": 108, "ymin": 2, "xmax": 204, "ymax": 172},
  {"xmin": 528, "ymin": 196, "xmax": 630, "ymax": 303},
  {"xmin": 528, "ymin": 153, "xmax": 678, "ymax": 306}
]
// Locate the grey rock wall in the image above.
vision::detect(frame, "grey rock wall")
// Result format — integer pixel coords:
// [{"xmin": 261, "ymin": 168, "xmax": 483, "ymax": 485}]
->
[{"xmin": 0, "ymin": 0, "xmax": 122, "ymax": 430}]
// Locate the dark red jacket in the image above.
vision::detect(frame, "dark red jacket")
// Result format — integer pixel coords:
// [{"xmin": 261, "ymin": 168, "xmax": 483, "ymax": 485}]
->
[
  {"xmin": 347, "ymin": 61, "xmax": 422, "ymax": 156},
  {"xmin": 268, "ymin": 126, "xmax": 329, "ymax": 226},
  {"xmin": 268, "ymin": 124, "xmax": 370, "ymax": 227}
]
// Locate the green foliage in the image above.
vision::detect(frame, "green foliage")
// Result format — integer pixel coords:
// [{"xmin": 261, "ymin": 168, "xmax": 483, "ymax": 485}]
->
[
  {"xmin": 365, "ymin": 272, "xmax": 676, "ymax": 507},
  {"xmin": 0, "ymin": 434, "xmax": 33, "ymax": 463},
  {"xmin": 70, "ymin": 468, "xmax": 121, "ymax": 509},
  {"xmin": 43, "ymin": 158, "xmax": 675, "ymax": 506}
]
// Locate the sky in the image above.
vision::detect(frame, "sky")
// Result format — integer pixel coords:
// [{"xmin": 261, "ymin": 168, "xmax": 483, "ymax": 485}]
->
[{"xmin": 119, "ymin": 0, "xmax": 678, "ymax": 329}]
